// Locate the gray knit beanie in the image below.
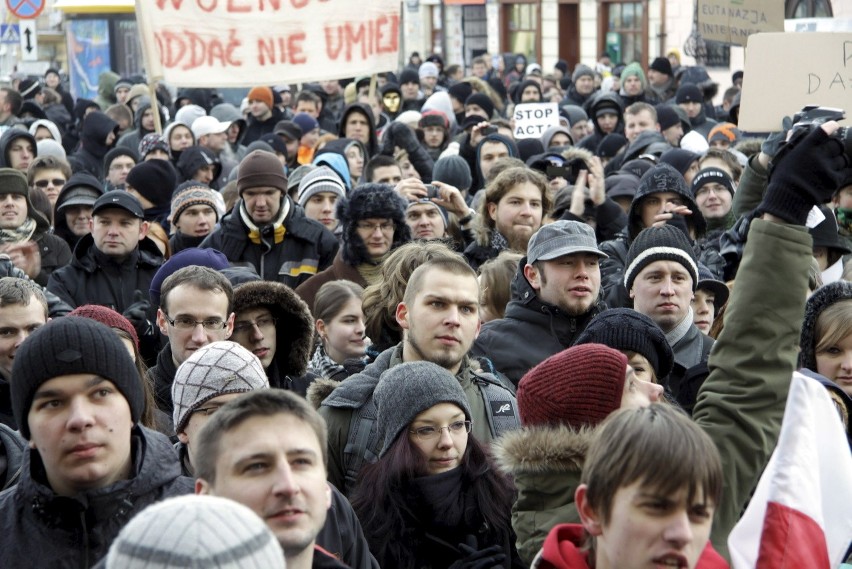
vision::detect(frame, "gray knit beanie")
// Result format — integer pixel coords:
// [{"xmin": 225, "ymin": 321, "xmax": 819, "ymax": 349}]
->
[
  {"xmin": 432, "ymin": 155, "xmax": 472, "ymax": 192},
  {"xmin": 297, "ymin": 165, "xmax": 346, "ymax": 208},
  {"xmin": 105, "ymin": 494, "xmax": 285, "ymax": 568},
  {"xmin": 373, "ymin": 361, "xmax": 472, "ymax": 457},
  {"xmin": 12, "ymin": 317, "xmax": 143, "ymax": 439},
  {"xmin": 799, "ymin": 281, "xmax": 852, "ymax": 372},
  {"xmin": 172, "ymin": 341, "xmax": 269, "ymax": 434}
]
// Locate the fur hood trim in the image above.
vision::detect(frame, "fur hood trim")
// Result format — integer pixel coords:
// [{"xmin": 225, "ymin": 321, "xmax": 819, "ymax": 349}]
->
[
  {"xmin": 233, "ymin": 281, "xmax": 313, "ymax": 378},
  {"xmin": 306, "ymin": 377, "xmax": 342, "ymax": 409},
  {"xmin": 493, "ymin": 424, "xmax": 594, "ymax": 475}
]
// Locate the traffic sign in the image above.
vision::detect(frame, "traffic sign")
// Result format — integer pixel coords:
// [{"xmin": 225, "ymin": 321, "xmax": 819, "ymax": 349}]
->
[
  {"xmin": 19, "ymin": 21, "xmax": 37, "ymax": 61},
  {"xmin": 0, "ymin": 24, "xmax": 20, "ymax": 45},
  {"xmin": 6, "ymin": 0, "xmax": 45, "ymax": 20}
]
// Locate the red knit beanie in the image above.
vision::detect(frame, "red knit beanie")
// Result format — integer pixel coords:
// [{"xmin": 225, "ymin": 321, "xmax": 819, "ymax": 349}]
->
[
  {"xmin": 68, "ymin": 304, "xmax": 139, "ymax": 351},
  {"xmin": 517, "ymin": 344, "xmax": 628, "ymax": 429}
]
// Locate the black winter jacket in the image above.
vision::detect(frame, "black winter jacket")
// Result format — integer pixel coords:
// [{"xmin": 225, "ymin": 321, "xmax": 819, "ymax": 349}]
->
[
  {"xmin": 200, "ymin": 198, "xmax": 337, "ymax": 289},
  {"xmin": 471, "ymin": 264, "xmax": 606, "ymax": 386},
  {"xmin": 0, "ymin": 422, "xmax": 25, "ymax": 490},
  {"xmin": 0, "ymin": 426, "xmax": 193, "ymax": 569}
]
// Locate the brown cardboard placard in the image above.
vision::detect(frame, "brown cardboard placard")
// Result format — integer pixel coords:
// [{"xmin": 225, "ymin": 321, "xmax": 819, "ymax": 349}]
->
[
  {"xmin": 738, "ymin": 32, "xmax": 852, "ymax": 132},
  {"xmin": 697, "ymin": 0, "xmax": 784, "ymax": 46}
]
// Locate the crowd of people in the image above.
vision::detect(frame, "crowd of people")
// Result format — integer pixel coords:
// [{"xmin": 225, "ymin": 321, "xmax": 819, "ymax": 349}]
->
[{"xmin": 0, "ymin": 48, "xmax": 849, "ymax": 568}]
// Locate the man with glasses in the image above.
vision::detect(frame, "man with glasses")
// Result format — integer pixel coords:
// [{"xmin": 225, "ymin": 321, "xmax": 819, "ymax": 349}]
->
[
  {"xmin": 149, "ymin": 265, "xmax": 234, "ymax": 421},
  {"xmin": 48, "ymin": 190, "xmax": 165, "ymax": 361},
  {"xmin": 231, "ymin": 279, "xmax": 318, "ymax": 396},
  {"xmin": 103, "ymin": 147, "xmax": 138, "ymax": 191},
  {"xmin": 295, "ymin": 183, "xmax": 410, "ymax": 310},
  {"xmin": 26, "ymin": 155, "xmax": 71, "ymax": 209}
]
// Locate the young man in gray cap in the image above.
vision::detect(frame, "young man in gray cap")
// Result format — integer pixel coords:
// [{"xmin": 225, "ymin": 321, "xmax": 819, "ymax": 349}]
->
[
  {"xmin": 0, "ymin": 317, "xmax": 192, "ymax": 568},
  {"xmin": 471, "ymin": 220, "xmax": 608, "ymax": 386},
  {"xmin": 200, "ymin": 150, "xmax": 338, "ymax": 288}
]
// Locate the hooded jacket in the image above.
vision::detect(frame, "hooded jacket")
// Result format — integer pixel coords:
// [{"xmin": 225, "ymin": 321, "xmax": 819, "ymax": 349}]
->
[
  {"xmin": 23, "ymin": 196, "xmax": 72, "ymax": 287},
  {"xmin": 493, "ymin": 425, "xmax": 590, "ymax": 566},
  {"xmin": 69, "ymin": 112, "xmax": 119, "ymax": 181},
  {"xmin": 200, "ymin": 196, "xmax": 338, "ymax": 289},
  {"xmin": 0, "ymin": 129, "xmax": 36, "ymax": 169},
  {"xmin": 0, "ymin": 426, "xmax": 193, "ymax": 569},
  {"xmin": 471, "ymin": 262, "xmax": 607, "ymax": 386},
  {"xmin": 576, "ymin": 92, "xmax": 625, "ymax": 153},
  {"xmin": 94, "ymin": 70, "xmax": 119, "ymax": 110},
  {"xmin": 598, "ymin": 168, "xmax": 712, "ymax": 308},
  {"xmin": 311, "ymin": 344, "xmax": 518, "ymax": 496},
  {"xmin": 175, "ymin": 145, "xmax": 221, "ymax": 184},
  {"xmin": 116, "ymin": 101, "xmax": 166, "ymax": 153},
  {"xmin": 53, "ymin": 173, "xmax": 106, "ymax": 250},
  {"xmin": 337, "ymin": 103, "xmax": 379, "ymax": 159},
  {"xmin": 316, "ymin": 138, "xmax": 366, "ymax": 187},
  {"xmin": 233, "ymin": 280, "xmax": 317, "ymax": 395},
  {"xmin": 466, "ymin": 132, "xmax": 520, "ymax": 194}
]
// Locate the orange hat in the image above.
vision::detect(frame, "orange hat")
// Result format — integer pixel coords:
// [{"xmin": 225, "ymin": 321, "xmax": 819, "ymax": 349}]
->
[{"xmin": 247, "ymin": 86, "xmax": 273, "ymax": 109}]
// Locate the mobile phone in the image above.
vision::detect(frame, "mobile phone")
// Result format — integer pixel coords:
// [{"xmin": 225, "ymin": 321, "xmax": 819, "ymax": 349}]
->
[
  {"xmin": 425, "ymin": 184, "xmax": 439, "ymax": 199},
  {"xmin": 481, "ymin": 126, "xmax": 497, "ymax": 136}
]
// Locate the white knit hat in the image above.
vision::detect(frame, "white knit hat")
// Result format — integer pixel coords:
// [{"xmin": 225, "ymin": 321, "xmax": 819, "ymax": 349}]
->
[
  {"xmin": 172, "ymin": 341, "xmax": 269, "ymax": 434},
  {"xmin": 105, "ymin": 494, "xmax": 286, "ymax": 568}
]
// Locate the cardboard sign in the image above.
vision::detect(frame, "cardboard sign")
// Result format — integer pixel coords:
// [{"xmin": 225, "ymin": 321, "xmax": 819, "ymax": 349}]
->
[
  {"xmin": 697, "ymin": 0, "xmax": 783, "ymax": 46},
  {"xmin": 513, "ymin": 103, "xmax": 560, "ymax": 139},
  {"xmin": 136, "ymin": 0, "xmax": 400, "ymax": 87},
  {"xmin": 738, "ymin": 33, "xmax": 852, "ymax": 132}
]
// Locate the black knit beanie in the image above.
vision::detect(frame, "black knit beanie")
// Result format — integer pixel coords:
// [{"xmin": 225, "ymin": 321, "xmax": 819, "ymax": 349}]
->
[
  {"xmin": 126, "ymin": 159, "xmax": 177, "ymax": 207},
  {"xmin": 337, "ymin": 183, "xmax": 410, "ymax": 265},
  {"xmin": 464, "ymin": 93, "xmax": 495, "ymax": 119},
  {"xmin": 12, "ymin": 317, "xmax": 144, "ymax": 439},
  {"xmin": 624, "ymin": 224, "xmax": 699, "ymax": 293},
  {"xmin": 574, "ymin": 308, "xmax": 673, "ymax": 380},
  {"xmin": 659, "ymin": 148, "xmax": 700, "ymax": 178},
  {"xmin": 800, "ymin": 281, "xmax": 852, "ymax": 372}
]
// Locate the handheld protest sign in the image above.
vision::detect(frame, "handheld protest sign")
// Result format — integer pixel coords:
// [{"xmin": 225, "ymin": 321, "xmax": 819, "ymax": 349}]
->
[
  {"xmin": 513, "ymin": 103, "xmax": 560, "ymax": 139},
  {"xmin": 738, "ymin": 32, "xmax": 852, "ymax": 132},
  {"xmin": 135, "ymin": 0, "xmax": 399, "ymax": 87},
  {"xmin": 697, "ymin": 0, "xmax": 783, "ymax": 46}
]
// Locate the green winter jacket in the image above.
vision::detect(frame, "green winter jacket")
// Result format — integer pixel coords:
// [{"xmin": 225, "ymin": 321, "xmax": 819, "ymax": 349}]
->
[{"xmin": 494, "ymin": 218, "xmax": 811, "ymax": 563}]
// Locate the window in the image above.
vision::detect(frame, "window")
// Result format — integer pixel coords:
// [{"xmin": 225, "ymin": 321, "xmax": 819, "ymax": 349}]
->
[
  {"xmin": 505, "ymin": 3, "xmax": 539, "ymax": 64},
  {"xmin": 786, "ymin": 0, "xmax": 833, "ymax": 18},
  {"xmin": 604, "ymin": 2, "xmax": 644, "ymax": 64}
]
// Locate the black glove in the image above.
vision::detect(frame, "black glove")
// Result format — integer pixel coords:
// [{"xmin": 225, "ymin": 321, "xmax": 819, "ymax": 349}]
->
[
  {"xmin": 122, "ymin": 290, "xmax": 155, "ymax": 338},
  {"xmin": 760, "ymin": 116, "xmax": 793, "ymax": 159},
  {"xmin": 447, "ymin": 544, "xmax": 506, "ymax": 569},
  {"xmin": 382, "ymin": 121, "xmax": 419, "ymax": 155},
  {"xmin": 758, "ymin": 125, "xmax": 851, "ymax": 225}
]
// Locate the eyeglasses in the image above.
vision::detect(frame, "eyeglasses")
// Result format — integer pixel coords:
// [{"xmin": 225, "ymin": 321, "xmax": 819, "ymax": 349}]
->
[
  {"xmin": 409, "ymin": 420, "xmax": 472, "ymax": 441},
  {"xmin": 232, "ymin": 316, "xmax": 277, "ymax": 336},
  {"xmin": 109, "ymin": 163, "xmax": 134, "ymax": 171},
  {"xmin": 356, "ymin": 222, "xmax": 394, "ymax": 233},
  {"xmin": 34, "ymin": 179, "xmax": 66, "ymax": 188},
  {"xmin": 164, "ymin": 315, "xmax": 228, "ymax": 331}
]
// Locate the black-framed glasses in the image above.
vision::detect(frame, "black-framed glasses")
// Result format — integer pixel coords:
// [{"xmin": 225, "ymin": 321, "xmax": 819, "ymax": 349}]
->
[
  {"xmin": 34, "ymin": 179, "xmax": 66, "ymax": 188},
  {"xmin": 409, "ymin": 420, "xmax": 472, "ymax": 441},
  {"xmin": 232, "ymin": 316, "xmax": 277, "ymax": 336},
  {"xmin": 164, "ymin": 315, "xmax": 227, "ymax": 331}
]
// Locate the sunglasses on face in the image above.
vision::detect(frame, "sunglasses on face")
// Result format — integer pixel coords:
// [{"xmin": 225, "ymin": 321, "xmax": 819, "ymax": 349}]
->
[{"xmin": 34, "ymin": 179, "xmax": 66, "ymax": 188}]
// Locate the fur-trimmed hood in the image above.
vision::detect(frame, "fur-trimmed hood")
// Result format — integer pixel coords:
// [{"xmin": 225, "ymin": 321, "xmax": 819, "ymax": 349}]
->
[
  {"xmin": 306, "ymin": 377, "xmax": 341, "ymax": 409},
  {"xmin": 493, "ymin": 424, "xmax": 592, "ymax": 476},
  {"xmin": 233, "ymin": 280, "xmax": 313, "ymax": 379}
]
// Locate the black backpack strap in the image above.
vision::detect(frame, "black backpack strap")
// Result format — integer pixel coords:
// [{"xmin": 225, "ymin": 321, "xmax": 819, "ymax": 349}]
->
[{"xmin": 342, "ymin": 397, "xmax": 379, "ymax": 496}]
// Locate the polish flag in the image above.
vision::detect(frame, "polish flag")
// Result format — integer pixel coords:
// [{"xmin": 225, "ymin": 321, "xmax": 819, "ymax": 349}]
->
[{"xmin": 728, "ymin": 371, "xmax": 852, "ymax": 568}]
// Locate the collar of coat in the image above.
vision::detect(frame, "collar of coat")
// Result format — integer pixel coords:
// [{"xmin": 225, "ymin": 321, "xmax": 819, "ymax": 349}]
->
[{"xmin": 492, "ymin": 424, "xmax": 594, "ymax": 476}]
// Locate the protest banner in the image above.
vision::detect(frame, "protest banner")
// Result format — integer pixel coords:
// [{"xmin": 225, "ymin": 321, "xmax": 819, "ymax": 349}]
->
[
  {"xmin": 136, "ymin": 0, "xmax": 400, "ymax": 87},
  {"xmin": 697, "ymin": 0, "xmax": 783, "ymax": 46},
  {"xmin": 513, "ymin": 103, "xmax": 560, "ymax": 139},
  {"xmin": 738, "ymin": 32, "xmax": 852, "ymax": 132}
]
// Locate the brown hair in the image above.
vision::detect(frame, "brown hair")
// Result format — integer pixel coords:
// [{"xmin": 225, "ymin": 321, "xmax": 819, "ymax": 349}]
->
[
  {"xmin": 362, "ymin": 241, "xmax": 459, "ymax": 352},
  {"xmin": 815, "ymin": 299, "xmax": 852, "ymax": 357},
  {"xmin": 160, "ymin": 265, "xmax": 233, "ymax": 314},
  {"xmin": 194, "ymin": 389, "xmax": 328, "ymax": 484},
  {"xmin": 313, "ymin": 280, "xmax": 365, "ymax": 323},
  {"xmin": 478, "ymin": 251, "xmax": 523, "ymax": 322},
  {"xmin": 581, "ymin": 404, "xmax": 723, "ymax": 525},
  {"xmin": 475, "ymin": 166, "xmax": 550, "ymax": 246},
  {"xmin": 27, "ymin": 155, "xmax": 72, "ymax": 186},
  {"xmin": 0, "ymin": 277, "xmax": 47, "ymax": 318},
  {"xmin": 699, "ymin": 148, "xmax": 743, "ymax": 183}
]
